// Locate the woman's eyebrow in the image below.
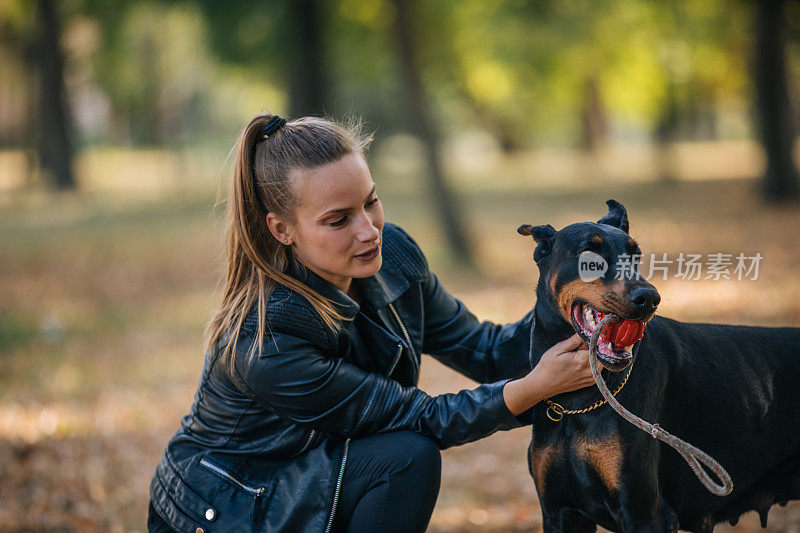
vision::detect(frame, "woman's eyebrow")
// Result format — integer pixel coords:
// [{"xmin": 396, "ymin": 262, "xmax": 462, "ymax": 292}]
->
[{"xmin": 319, "ymin": 185, "xmax": 377, "ymax": 217}]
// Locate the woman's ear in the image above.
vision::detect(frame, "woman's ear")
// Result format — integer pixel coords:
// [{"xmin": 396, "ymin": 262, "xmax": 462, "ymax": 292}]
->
[{"xmin": 266, "ymin": 212, "xmax": 294, "ymax": 246}]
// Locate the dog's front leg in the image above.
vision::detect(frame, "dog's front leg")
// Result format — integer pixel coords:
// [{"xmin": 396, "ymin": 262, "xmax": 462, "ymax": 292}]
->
[
  {"xmin": 617, "ymin": 496, "xmax": 678, "ymax": 533},
  {"xmin": 617, "ymin": 447, "xmax": 678, "ymax": 533},
  {"xmin": 541, "ymin": 508, "xmax": 597, "ymax": 533}
]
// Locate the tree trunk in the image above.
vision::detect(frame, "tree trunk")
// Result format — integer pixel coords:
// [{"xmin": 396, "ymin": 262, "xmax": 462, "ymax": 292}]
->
[
  {"xmin": 754, "ymin": 0, "xmax": 800, "ymax": 202},
  {"xmin": 455, "ymin": 85, "xmax": 523, "ymax": 153},
  {"xmin": 390, "ymin": 0, "xmax": 474, "ymax": 266},
  {"xmin": 287, "ymin": 0, "xmax": 327, "ymax": 118},
  {"xmin": 654, "ymin": 78, "xmax": 679, "ymax": 182},
  {"xmin": 581, "ymin": 75, "xmax": 607, "ymax": 152},
  {"xmin": 36, "ymin": 0, "xmax": 75, "ymax": 190}
]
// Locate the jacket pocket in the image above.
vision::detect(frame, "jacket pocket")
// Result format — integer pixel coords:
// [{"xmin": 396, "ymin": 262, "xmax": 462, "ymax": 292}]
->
[
  {"xmin": 151, "ymin": 465, "xmax": 214, "ymax": 532},
  {"xmin": 154, "ymin": 451, "xmax": 270, "ymax": 532},
  {"xmin": 199, "ymin": 458, "xmax": 270, "ymax": 496},
  {"xmin": 194, "ymin": 457, "xmax": 276, "ymax": 529}
]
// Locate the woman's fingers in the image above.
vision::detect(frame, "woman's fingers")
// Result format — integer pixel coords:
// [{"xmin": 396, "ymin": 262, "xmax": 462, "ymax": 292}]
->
[
  {"xmin": 571, "ymin": 349, "xmax": 595, "ymax": 384},
  {"xmin": 572, "ymin": 349, "xmax": 590, "ymax": 368},
  {"xmin": 547, "ymin": 333, "xmax": 583, "ymax": 356},
  {"xmin": 560, "ymin": 333, "xmax": 584, "ymax": 350},
  {"xmin": 530, "ymin": 336, "xmax": 599, "ymax": 397}
]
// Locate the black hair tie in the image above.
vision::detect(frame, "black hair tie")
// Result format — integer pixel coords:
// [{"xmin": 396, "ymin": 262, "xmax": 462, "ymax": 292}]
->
[
  {"xmin": 252, "ymin": 115, "xmax": 286, "ymax": 215},
  {"xmin": 260, "ymin": 115, "xmax": 286, "ymax": 138}
]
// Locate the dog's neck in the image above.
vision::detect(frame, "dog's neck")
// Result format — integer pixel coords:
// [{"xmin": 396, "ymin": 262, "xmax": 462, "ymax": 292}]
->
[{"xmin": 532, "ymin": 287, "xmax": 631, "ymax": 410}]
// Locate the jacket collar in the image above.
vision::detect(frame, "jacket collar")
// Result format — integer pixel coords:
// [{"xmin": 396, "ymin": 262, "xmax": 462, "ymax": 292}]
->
[
  {"xmin": 287, "ymin": 254, "xmax": 410, "ymax": 318},
  {"xmin": 356, "ymin": 269, "xmax": 409, "ymax": 309}
]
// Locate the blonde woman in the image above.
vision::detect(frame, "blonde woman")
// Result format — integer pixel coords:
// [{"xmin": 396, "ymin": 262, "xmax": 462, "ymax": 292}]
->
[{"xmin": 148, "ymin": 114, "xmax": 594, "ymax": 532}]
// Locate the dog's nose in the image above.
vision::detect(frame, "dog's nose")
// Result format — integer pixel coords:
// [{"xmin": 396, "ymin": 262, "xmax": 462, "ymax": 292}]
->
[{"xmin": 629, "ymin": 286, "xmax": 660, "ymax": 313}]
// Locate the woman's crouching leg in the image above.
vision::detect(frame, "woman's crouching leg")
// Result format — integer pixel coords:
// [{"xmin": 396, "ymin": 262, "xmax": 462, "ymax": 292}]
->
[{"xmin": 334, "ymin": 431, "xmax": 441, "ymax": 533}]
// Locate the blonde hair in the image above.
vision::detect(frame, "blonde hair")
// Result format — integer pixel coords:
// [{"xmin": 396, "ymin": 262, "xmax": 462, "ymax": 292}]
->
[{"xmin": 204, "ymin": 113, "xmax": 373, "ymax": 370}]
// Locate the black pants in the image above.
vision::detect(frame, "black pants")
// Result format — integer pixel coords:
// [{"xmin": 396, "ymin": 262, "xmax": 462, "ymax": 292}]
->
[{"xmin": 148, "ymin": 431, "xmax": 441, "ymax": 532}]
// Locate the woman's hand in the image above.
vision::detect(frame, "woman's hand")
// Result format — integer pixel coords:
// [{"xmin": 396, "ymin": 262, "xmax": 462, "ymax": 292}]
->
[{"xmin": 503, "ymin": 334, "xmax": 595, "ymax": 416}]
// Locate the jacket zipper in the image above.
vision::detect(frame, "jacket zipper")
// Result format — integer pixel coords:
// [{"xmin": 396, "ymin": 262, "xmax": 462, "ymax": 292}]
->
[
  {"xmin": 199, "ymin": 458, "xmax": 266, "ymax": 496},
  {"xmin": 388, "ymin": 303, "xmax": 419, "ymax": 374},
  {"xmin": 386, "ymin": 343, "xmax": 403, "ymax": 377},
  {"xmin": 324, "ymin": 438, "xmax": 350, "ymax": 533},
  {"xmin": 295, "ymin": 429, "xmax": 316, "ymax": 457}
]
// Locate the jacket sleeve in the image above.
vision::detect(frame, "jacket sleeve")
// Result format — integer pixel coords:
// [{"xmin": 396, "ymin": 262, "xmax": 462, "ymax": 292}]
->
[
  {"xmin": 421, "ymin": 270, "xmax": 535, "ymax": 384},
  {"xmin": 230, "ymin": 331, "xmax": 523, "ymax": 449}
]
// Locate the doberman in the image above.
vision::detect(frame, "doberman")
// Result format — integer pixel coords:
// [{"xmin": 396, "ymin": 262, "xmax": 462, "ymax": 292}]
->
[{"xmin": 518, "ymin": 200, "xmax": 800, "ymax": 532}]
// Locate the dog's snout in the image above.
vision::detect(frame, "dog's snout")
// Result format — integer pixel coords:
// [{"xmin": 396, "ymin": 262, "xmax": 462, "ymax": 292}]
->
[{"xmin": 630, "ymin": 286, "xmax": 660, "ymax": 313}]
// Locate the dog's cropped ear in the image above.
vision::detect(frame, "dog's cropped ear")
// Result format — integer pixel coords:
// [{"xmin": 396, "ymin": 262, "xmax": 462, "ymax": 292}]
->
[
  {"xmin": 597, "ymin": 199, "xmax": 629, "ymax": 234},
  {"xmin": 517, "ymin": 224, "xmax": 557, "ymax": 261}
]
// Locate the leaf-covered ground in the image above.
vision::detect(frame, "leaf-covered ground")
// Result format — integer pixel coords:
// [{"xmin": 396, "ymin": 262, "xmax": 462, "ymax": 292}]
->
[{"xmin": 2, "ymin": 175, "xmax": 800, "ymax": 531}]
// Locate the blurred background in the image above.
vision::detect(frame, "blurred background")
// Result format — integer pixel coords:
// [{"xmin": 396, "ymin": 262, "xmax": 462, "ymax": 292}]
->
[{"xmin": 2, "ymin": 0, "xmax": 800, "ymax": 530}]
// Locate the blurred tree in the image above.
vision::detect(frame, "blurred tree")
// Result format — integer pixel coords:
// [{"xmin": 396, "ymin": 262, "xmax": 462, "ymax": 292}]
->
[
  {"xmin": 35, "ymin": 0, "xmax": 75, "ymax": 189},
  {"xmin": 645, "ymin": 0, "xmax": 751, "ymax": 180},
  {"xmin": 654, "ymin": 78, "xmax": 680, "ymax": 182},
  {"xmin": 92, "ymin": 2, "xmax": 217, "ymax": 145},
  {"xmin": 0, "ymin": 0, "xmax": 34, "ymax": 150},
  {"xmin": 754, "ymin": 0, "xmax": 800, "ymax": 201},
  {"xmin": 581, "ymin": 75, "xmax": 608, "ymax": 152},
  {"xmin": 390, "ymin": 0, "xmax": 473, "ymax": 266},
  {"xmin": 191, "ymin": 0, "xmax": 330, "ymax": 118},
  {"xmin": 287, "ymin": 0, "xmax": 328, "ymax": 117}
]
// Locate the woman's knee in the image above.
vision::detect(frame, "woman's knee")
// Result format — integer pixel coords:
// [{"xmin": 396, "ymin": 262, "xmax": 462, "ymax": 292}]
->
[{"xmin": 392, "ymin": 431, "xmax": 441, "ymax": 477}]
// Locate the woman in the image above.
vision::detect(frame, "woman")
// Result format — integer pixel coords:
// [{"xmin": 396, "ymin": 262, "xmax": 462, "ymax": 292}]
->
[{"xmin": 148, "ymin": 113, "xmax": 594, "ymax": 532}]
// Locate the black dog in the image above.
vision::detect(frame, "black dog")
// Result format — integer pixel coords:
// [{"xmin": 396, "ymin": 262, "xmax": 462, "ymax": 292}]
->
[{"xmin": 518, "ymin": 200, "xmax": 800, "ymax": 532}]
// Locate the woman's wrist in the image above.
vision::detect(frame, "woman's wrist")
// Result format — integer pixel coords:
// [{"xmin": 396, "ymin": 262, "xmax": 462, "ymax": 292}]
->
[{"xmin": 502, "ymin": 372, "xmax": 550, "ymax": 416}]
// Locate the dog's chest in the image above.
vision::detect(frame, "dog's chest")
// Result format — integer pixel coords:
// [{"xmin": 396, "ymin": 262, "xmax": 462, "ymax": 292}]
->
[{"xmin": 529, "ymin": 429, "xmax": 625, "ymax": 511}]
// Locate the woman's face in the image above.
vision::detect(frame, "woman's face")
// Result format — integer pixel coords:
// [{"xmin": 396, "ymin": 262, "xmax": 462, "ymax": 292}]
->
[{"xmin": 282, "ymin": 152, "xmax": 384, "ymax": 293}]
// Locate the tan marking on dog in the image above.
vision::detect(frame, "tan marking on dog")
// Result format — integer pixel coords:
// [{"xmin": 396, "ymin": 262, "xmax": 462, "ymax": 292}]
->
[
  {"xmin": 529, "ymin": 442, "xmax": 563, "ymax": 494},
  {"xmin": 573, "ymin": 434, "xmax": 623, "ymax": 492},
  {"xmin": 591, "ymin": 235, "xmax": 603, "ymax": 245},
  {"xmin": 555, "ymin": 278, "xmax": 628, "ymax": 323},
  {"xmin": 549, "ymin": 271, "xmax": 559, "ymax": 295}
]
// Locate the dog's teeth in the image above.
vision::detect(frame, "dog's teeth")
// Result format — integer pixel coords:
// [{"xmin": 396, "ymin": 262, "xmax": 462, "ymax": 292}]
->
[{"xmin": 607, "ymin": 342, "xmax": 613, "ymax": 351}]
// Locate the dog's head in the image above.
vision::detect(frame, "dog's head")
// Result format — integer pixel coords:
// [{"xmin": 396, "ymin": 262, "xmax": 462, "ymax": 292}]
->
[{"xmin": 518, "ymin": 199, "xmax": 659, "ymax": 372}]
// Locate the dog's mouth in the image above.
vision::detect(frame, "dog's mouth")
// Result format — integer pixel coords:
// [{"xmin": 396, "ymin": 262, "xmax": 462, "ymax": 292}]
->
[{"xmin": 571, "ymin": 301, "xmax": 646, "ymax": 372}]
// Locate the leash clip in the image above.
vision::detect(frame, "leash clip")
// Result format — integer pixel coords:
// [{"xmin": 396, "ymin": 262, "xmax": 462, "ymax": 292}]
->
[
  {"xmin": 650, "ymin": 423, "xmax": 661, "ymax": 439},
  {"xmin": 546, "ymin": 403, "xmax": 564, "ymax": 422}
]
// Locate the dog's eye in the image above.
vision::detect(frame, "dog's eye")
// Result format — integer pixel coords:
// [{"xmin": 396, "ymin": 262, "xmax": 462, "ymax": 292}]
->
[{"xmin": 582, "ymin": 240, "xmax": 602, "ymax": 253}]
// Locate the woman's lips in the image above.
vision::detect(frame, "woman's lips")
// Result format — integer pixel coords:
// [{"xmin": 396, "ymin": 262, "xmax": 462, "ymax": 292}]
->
[{"xmin": 354, "ymin": 245, "xmax": 380, "ymax": 262}]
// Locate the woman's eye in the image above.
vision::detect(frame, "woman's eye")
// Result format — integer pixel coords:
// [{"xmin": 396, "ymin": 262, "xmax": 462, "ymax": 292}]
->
[
  {"xmin": 329, "ymin": 216, "xmax": 349, "ymax": 227},
  {"xmin": 366, "ymin": 196, "xmax": 380, "ymax": 207}
]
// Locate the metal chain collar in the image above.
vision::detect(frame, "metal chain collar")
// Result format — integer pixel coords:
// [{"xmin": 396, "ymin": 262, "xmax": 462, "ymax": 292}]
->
[{"xmin": 544, "ymin": 359, "xmax": 634, "ymax": 422}]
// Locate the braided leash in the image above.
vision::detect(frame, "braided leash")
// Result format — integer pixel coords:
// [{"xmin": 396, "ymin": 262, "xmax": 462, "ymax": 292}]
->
[{"xmin": 584, "ymin": 313, "xmax": 733, "ymax": 496}]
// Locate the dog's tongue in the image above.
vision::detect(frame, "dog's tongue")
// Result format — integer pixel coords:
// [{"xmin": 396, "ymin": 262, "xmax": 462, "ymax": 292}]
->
[{"xmin": 598, "ymin": 315, "xmax": 646, "ymax": 348}]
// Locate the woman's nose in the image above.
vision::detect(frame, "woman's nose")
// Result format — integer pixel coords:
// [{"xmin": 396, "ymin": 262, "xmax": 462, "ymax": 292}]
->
[{"xmin": 356, "ymin": 213, "xmax": 380, "ymax": 242}]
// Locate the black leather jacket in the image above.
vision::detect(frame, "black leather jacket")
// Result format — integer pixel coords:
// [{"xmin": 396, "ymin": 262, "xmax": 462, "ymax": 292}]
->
[{"xmin": 150, "ymin": 223, "xmax": 535, "ymax": 532}]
